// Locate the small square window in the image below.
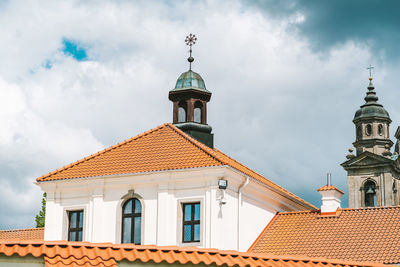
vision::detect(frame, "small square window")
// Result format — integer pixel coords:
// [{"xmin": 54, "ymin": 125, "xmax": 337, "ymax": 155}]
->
[
  {"xmin": 68, "ymin": 210, "xmax": 83, "ymax": 241},
  {"xmin": 182, "ymin": 203, "xmax": 200, "ymax": 243}
]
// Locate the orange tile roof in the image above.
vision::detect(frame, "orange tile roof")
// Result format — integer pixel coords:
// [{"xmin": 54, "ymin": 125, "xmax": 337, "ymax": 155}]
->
[
  {"xmin": 0, "ymin": 228, "xmax": 44, "ymax": 240},
  {"xmin": 36, "ymin": 123, "xmax": 315, "ymax": 209},
  {"xmin": 0, "ymin": 239, "xmax": 392, "ymax": 267},
  {"xmin": 249, "ymin": 206, "xmax": 400, "ymax": 264},
  {"xmin": 317, "ymin": 185, "xmax": 344, "ymax": 194}
]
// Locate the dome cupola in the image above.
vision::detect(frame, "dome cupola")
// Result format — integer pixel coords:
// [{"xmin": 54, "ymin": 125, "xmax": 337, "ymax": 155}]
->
[
  {"xmin": 353, "ymin": 77, "xmax": 390, "ymax": 122},
  {"xmin": 352, "ymin": 73, "xmax": 393, "ymax": 156}
]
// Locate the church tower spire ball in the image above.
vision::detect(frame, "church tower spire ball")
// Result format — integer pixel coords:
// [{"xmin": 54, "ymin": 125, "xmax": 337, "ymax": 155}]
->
[
  {"xmin": 168, "ymin": 34, "xmax": 214, "ymax": 148},
  {"xmin": 342, "ymin": 67, "xmax": 400, "ymax": 208}
]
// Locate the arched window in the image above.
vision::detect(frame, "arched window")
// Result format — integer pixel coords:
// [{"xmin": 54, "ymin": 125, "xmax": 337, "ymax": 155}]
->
[
  {"xmin": 365, "ymin": 124, "xmax": 372, "ymax": 136},
  {"xmin": 378, "ymin": 124, "xmax": 383, "ymax": 136},
  {"xmin": 178, "ymin": 102, "xmax": 187, "ymax": 123},
  {"xmin": 194, "ymin": 101, "xmax": 202, "ymax": 123},
  {"xmin": 364, "ymin": 181, "xmax": 376, "ymax": 207},
  {"xmin": 122, "ymin": 198, "xmax": 142, "ymax": 244}
]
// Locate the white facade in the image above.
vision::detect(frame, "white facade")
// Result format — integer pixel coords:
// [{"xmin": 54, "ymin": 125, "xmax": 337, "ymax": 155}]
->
[{"xmin": 37, "ymin": 166, "xmax": 313, "ymax": 252}]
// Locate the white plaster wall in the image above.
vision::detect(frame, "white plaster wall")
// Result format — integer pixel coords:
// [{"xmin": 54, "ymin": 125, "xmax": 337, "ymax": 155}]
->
[{"xmin": 38, "ymin": 166, "xmax": 313, "ymax": 251}]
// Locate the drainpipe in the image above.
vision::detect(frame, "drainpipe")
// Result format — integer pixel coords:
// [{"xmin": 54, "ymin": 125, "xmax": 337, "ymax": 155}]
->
[{"xmin": 237, "ymin": 176, "xmax": 249, "ymax": 251}]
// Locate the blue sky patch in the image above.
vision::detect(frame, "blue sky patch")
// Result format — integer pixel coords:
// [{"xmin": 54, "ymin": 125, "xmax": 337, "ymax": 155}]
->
[{"xmin": 62, "ymin": 39, "xmax": 88, "ymax": 61}]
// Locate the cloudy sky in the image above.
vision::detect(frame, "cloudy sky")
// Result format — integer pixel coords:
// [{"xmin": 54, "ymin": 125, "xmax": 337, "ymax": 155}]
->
[{"xmin": 1, "ymin": 0, "xmax": 400, "ymax": 230}]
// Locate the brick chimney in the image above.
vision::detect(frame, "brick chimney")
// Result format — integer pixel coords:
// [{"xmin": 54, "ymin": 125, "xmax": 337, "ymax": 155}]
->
[{"xmin": 317, "ymin": 174, "xmax": 344, "ymax": 214}]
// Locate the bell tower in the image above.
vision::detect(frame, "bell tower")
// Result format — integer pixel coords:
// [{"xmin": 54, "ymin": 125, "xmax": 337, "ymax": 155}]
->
[
  {"xmin": 342, "ymin": 67, "xmax": 400, "ymax": 208},
  {"xmin": 352, "ymin": 75, "xmax": 393, "ymax": 156},
  {"xmin": 169, "ymin": 34, "xmax": 214, "ymax": 148}
]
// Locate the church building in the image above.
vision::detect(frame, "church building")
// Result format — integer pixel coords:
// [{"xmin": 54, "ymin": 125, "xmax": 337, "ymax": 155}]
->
[{"xmin": 341, "ymin": 75, "xmax": 400, "ymax": 208}]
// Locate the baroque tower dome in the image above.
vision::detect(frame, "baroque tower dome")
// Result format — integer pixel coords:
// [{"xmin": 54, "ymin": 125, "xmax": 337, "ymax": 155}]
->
[
  {"xmin": 352, "ymin": 77, "xmax": 393, "ymax": 156},
  {"xmin": 353, "ymin": 77, "xmax": 390, "ymax": 121}
]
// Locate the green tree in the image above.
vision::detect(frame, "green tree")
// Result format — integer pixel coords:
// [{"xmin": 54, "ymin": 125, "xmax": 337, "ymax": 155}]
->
[{"xmin": 35, "ymin": 193, "xmax": 46, "ymax": 228}]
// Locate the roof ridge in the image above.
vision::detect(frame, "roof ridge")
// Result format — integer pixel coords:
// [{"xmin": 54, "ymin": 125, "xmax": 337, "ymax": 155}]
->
[
  {"xmin": 0, "ymin": 228, "xmax": 44, "ymax": 232},
  {"xmin": 277, "ymin": 210, "xmax": 317, "ymax": 215},
  {"xmin": 36, "ymin": 124, "xmax": 169, "ymax": 182},
  {"xmin": 165, "ymin": 123, "xmax": 227, "ymax": 165},
  {"xmin": 275, "ymin": 205, "xmax": 400, "ymax": 215},
  {"xmin": 339, "ymin": 205, "xmax": 400, "ymax": 211}
]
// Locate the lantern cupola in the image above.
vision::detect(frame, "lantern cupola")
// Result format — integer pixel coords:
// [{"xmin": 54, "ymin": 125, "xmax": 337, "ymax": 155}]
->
[{"xmin": 169, "ymin": 34, "xmax": 214, "ymax": 148}]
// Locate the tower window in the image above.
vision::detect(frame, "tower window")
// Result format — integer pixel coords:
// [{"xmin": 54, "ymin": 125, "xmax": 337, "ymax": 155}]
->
[
  {"xmin": 365, "ymin": 124, "xmax": 372, "ymax": 136},
  {"xmin": 194, "ymin": 101, "xmax": 202, "ymax": 123},
  {"xmin": 122, "ymin": 198, "xmax": 142, "ymax": 244},
  {"xmin": 364, "ymin": 181, "xmax": 376, "ymax": 207},
  {"xmin": 68, "ymin": 210, "xmax": 83, "ymax": 241},
  {"xmin": 178, "ymin": 101, "xmax": 187, "ymax": 123},
  {"xmin": 378, "ymin": 124, "xmax": 383, "ymax": 136},
  {"xmin": 182, "ymin": 202, "xmax": 200, "ymax": 243}
]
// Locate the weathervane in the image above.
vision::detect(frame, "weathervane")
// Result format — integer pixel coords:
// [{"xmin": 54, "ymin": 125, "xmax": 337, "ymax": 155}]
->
[
  {"xmin": 185, "ymin": 33, "xmax": 197, "ymax": 70},
  {"xmin": 367, "ymin": 64, "xmax": 374, "ymax": 78}
]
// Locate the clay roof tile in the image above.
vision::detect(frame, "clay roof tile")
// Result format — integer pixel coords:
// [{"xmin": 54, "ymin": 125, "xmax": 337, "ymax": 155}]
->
[{"xmin": 249, "ymin": 206, "xmax": 400, "ymax": 264}]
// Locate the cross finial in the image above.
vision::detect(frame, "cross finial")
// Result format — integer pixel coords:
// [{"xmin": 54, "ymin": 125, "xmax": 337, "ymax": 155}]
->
[
  {"xmin": 367, "ymin": 64, "xmax": 374, "ymax": 78},
  {"xmin": 185, "ymin": 33, "xmax": 197, "ymax": 70}
]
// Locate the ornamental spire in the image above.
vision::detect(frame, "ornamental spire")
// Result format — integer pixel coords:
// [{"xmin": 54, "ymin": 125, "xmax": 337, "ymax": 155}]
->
[
  {"xmin": 185, "ymin": 33, "xmax": 197, "ymax": 70},
  {"xmin": 364, "ymin": 65, "xmax": 379, "ymax": 105}
]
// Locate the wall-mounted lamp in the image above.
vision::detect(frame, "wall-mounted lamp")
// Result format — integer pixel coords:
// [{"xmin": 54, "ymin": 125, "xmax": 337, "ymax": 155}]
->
[{"xmin": 218, "ymin": 179, "xmax": 228, "ymax": 190}]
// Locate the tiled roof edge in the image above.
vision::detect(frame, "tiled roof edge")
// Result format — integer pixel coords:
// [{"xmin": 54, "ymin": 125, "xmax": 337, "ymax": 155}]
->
[
  {"xmin": 36, "ymin": 124, "xmax": 169, "ymax": 182},
  {"xmin": 215, "ymin": 149, "xmax": 317, "ymax": 210},
  {"xmin": 168, "ymin": 123, "xmax": 316, "ymax": 210},
  {"xmin": 247, "ymin": 212, "xmax": 279, "ymax": 252},
  {"xmin": 165, "ymin": 123, "xmax": 227, "ymax": 165},
  {"xmin": 0, "ymin": 240, "xmax": 392, "ymax": 267},
  {"xmin": 273, "ymin": 205, "xmax": 400, "ymax": 217},
  {"xmin": 0, "ymin": 228, "xmax": 44, "ymax": 233}
]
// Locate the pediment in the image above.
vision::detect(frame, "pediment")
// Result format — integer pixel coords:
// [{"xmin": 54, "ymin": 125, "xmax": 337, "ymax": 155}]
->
[{"xmin": 341, "ymin": 151, "xmax": 392, "ymax": 168}]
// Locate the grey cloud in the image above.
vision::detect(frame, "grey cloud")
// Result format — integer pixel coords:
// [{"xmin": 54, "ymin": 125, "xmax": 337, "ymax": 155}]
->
[{"xmin": 248, "ymin": 0, "xmax": 400, "ymax": 61}]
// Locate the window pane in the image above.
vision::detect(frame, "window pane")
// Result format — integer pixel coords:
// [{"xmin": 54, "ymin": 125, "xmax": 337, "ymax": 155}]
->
[
  {"xmin": 123, "ymin": 218, "xmax": 132, "ymax": 243},
  {"xmin": 134, "ymin": 199, "xmax": 141, "ymax": 214},
  {"xmin": 184, "ymin": 225, "xmax": 191, "ymax": 242},
  {"xmin": 194, "ymin": 108, "xmax": 201, "ymax": 123},
  {"xmin": 70, "ymin": 212, "xmax": 77, "ymax": 228},
  {"xmin": 69, "ymin": 231, "xmax": 75, "ymax": 241},
  {"xmin": 77, "ymin": 231, "xmax": 83, "ymax": 242},
  {"xmin": 194, "ymin": 224, "xmax": 200, "ymax": 241},
  {"xmin": 178, "ymin": 107, "xmax": 186, "ymax": 123},
  {"xmin": 78, "ymin": 211, "xmax": 83, "ymax": 228},
  {"xmin": 184, "ymin": 205, "xmax": 191, "ymax": 221},
  {"xmin": 134, "ymin": 217, "xmax": 141, "ymax": 244},
  {"xmin": 194, "ymin": 204, "xmax": 200, "ymax": 221},
  {"xmin": 124, "ymin": 200, "xmax": 132, "ymax": 214}
]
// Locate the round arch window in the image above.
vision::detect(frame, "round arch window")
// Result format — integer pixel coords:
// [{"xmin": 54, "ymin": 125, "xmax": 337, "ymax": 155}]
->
[
  {"xmin": 365, "ymin": 124, "xmax": 372, "ymax": 136},
  {"xmin": 364, "ymin": 180, "xmax": 377, "ymax": 207},
  {"xmin": 378, "ymin": 124, "xmax": 384, "ymax": 136}
]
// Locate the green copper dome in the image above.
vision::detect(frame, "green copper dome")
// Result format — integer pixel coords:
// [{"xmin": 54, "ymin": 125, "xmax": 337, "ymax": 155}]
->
[
  {"xmin": 171, "ymin": 70, "xmax": 209, "ymax": 93},
  {"xmin": 353, "ymin": 78, "xmax": 390, "ymax": 122}
]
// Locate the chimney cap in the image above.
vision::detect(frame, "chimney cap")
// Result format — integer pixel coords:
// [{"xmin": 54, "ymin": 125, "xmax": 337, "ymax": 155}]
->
[{"xmin": 317, "ymin": 185, "xmax": 344, "ymax": 194}]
